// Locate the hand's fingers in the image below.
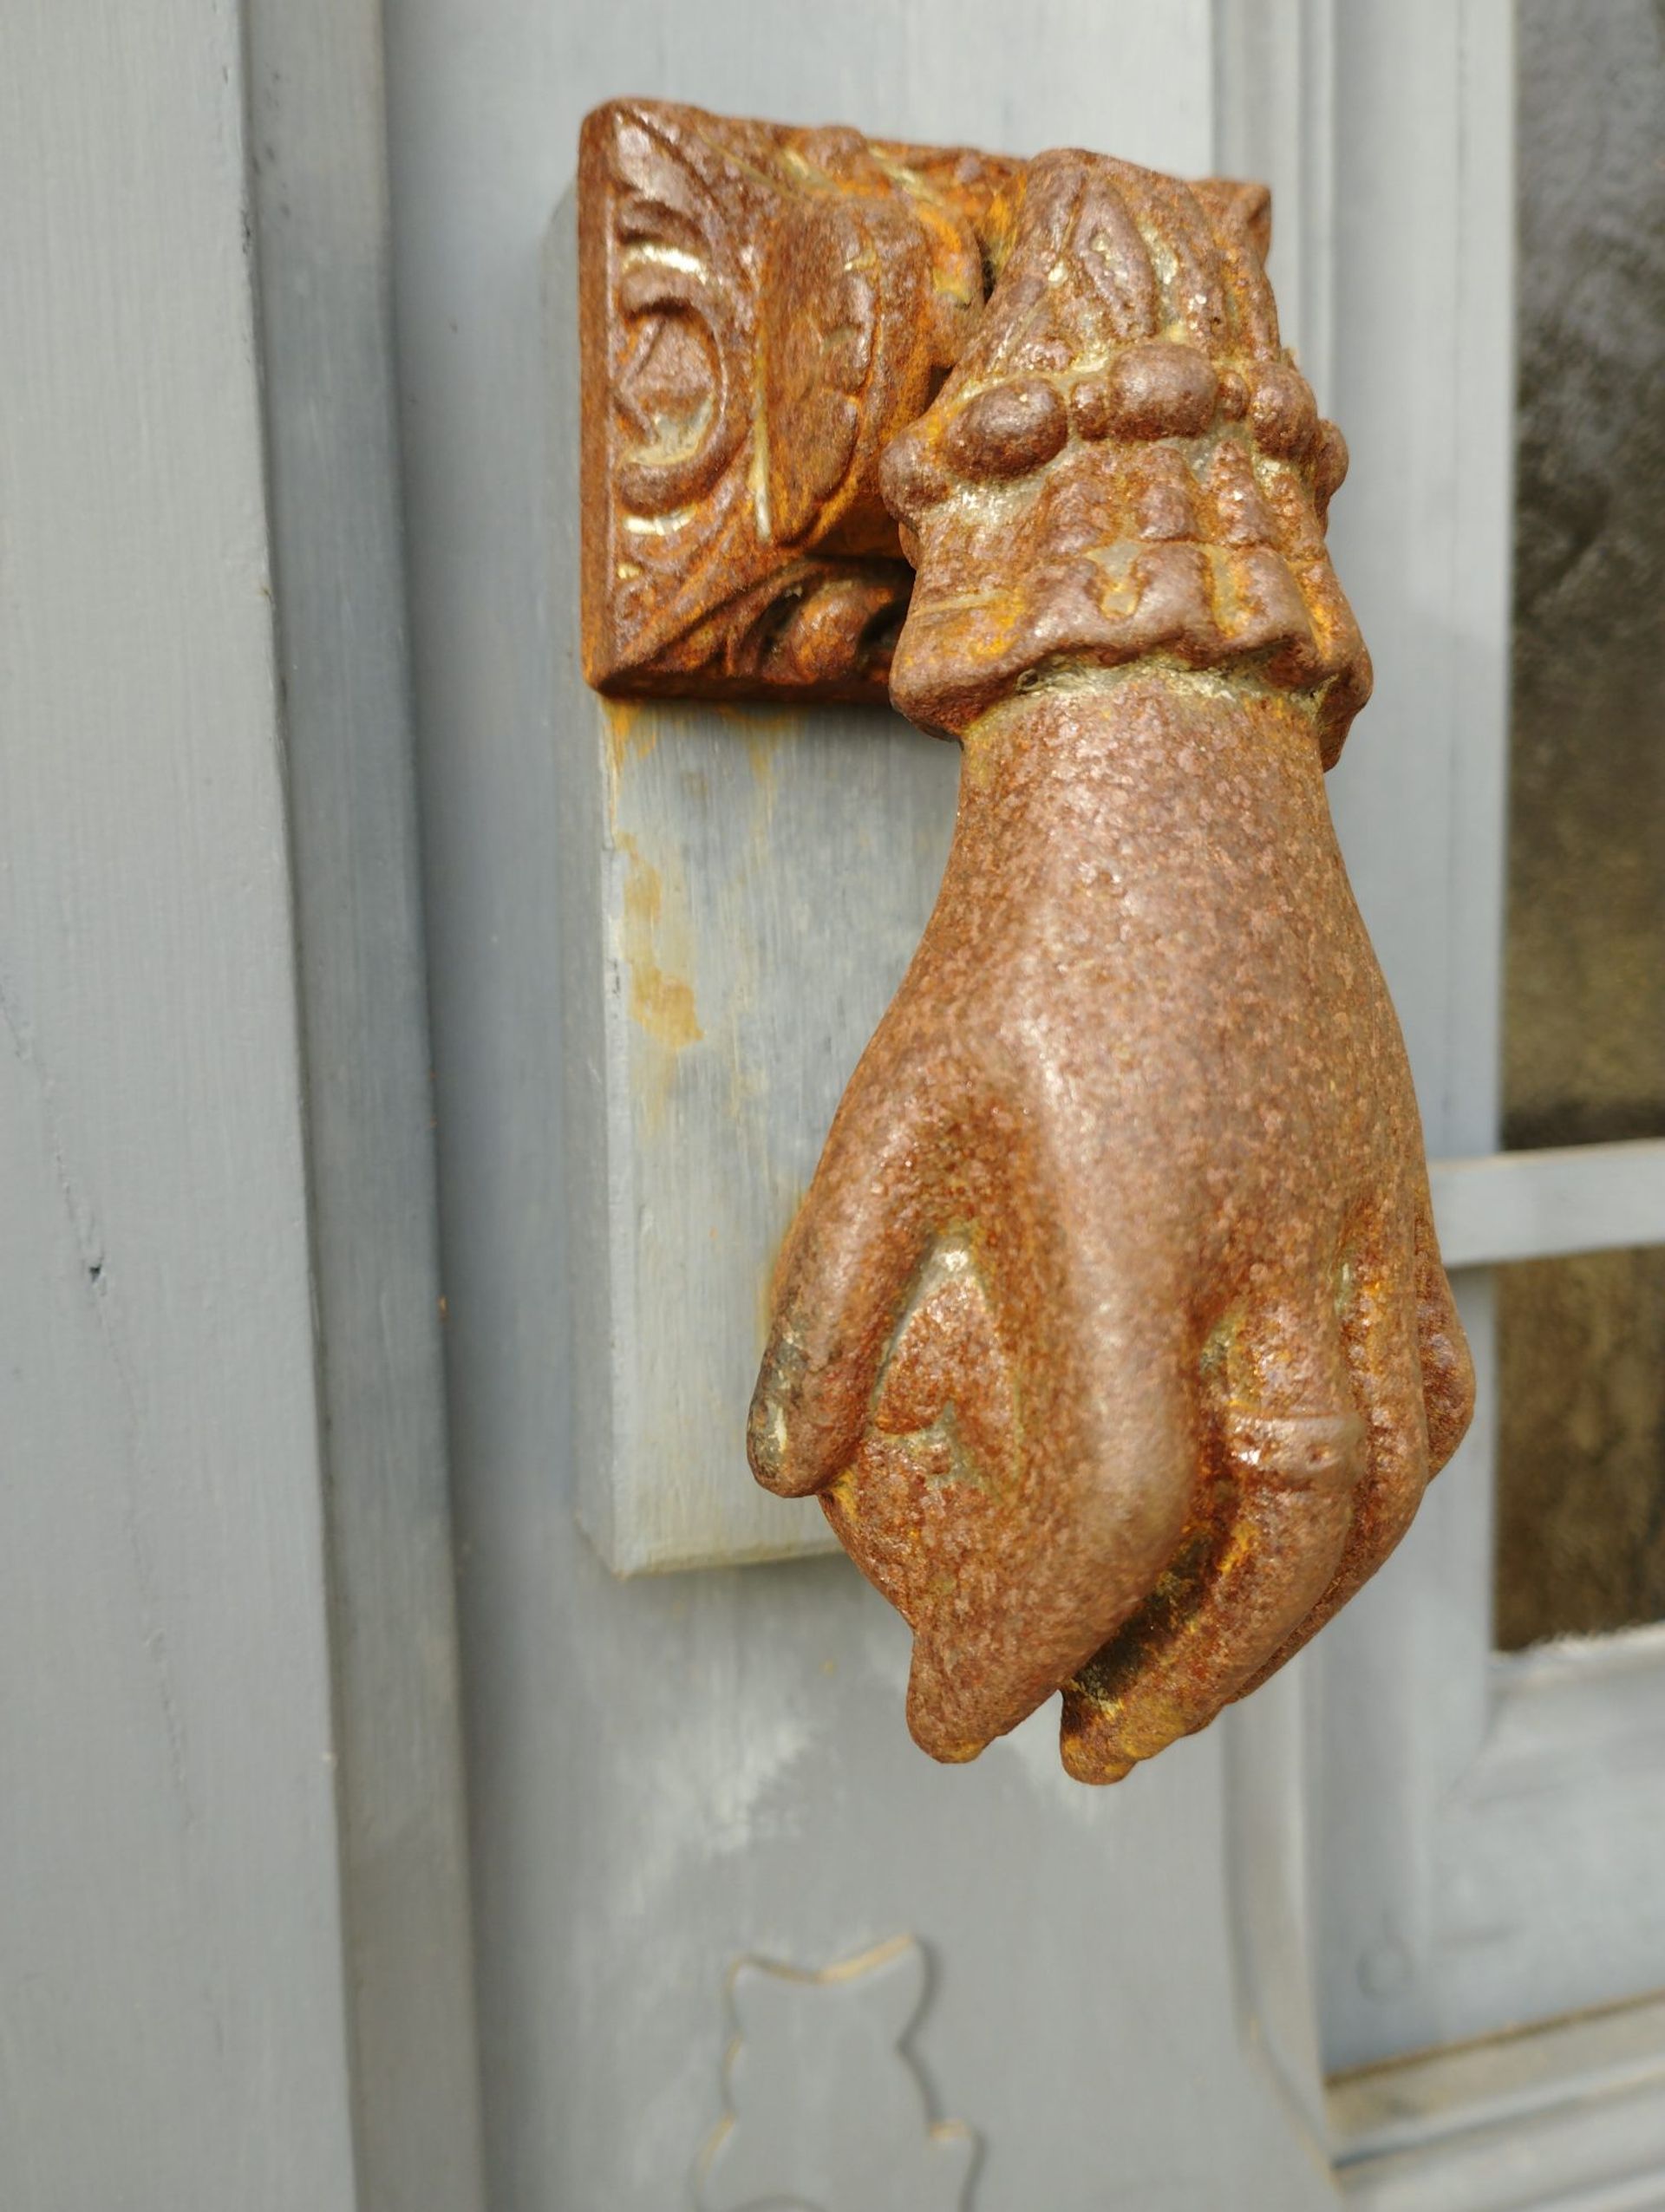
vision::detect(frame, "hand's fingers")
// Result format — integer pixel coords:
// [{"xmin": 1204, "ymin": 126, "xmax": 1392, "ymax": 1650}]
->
[
  {"xmin": 754, "ymin": 1018, "xmax": 1199, "ymax": 1763},
  {"xmin": 1059, "ymin": 1290, "xmax": 1366, "ymax": 1783},
  {"xmin": 1230, "ymin": 1208, "xmax": 1433, "ymax": 1700},
  {"xmin": 1413, "ymin": 1190, "xmax": 1476, "ymax": 1474},
  {"xmin": 826, "ymin": 1182, "xmax": 1199, "ymax": 1765},
  {"xmin": 897, "ymin": 1320, "xmax": 1198, "ymax": 1765},
  {"xmin": 821, "ymin": 1232, "xmax": 1027, "ymax": 1755},
  {"xmin": 747, "ymin": 1048, "xmax": 934, "ymax": 1500}
]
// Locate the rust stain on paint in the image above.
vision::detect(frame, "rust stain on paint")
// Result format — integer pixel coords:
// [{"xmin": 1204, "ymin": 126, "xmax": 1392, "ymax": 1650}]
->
[
  {"xmin": 617, "ymin": 832, "xmax": 702, "ymax": 1051},
  {"xmin": 604, "ymin": 695, "xmax": 659, "ymax": 775}
]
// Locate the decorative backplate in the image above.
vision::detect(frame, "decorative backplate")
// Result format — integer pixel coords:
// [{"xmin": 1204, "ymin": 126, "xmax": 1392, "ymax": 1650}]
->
[
  {"xmin": 578, "ymin": 99, "xmax": 1017, "ymax": 701},
  {"xmin": 696, "ymin": 1935, "xmax": 976, "ymax": 2212}
]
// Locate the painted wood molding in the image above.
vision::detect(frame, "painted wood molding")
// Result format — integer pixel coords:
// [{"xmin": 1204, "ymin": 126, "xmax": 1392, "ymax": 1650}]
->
[
  {"xmin": 243, "ymin": 0, "xmax": 489, "ymax": 2200},
  {"xmin": 1429, "ymin": 1139, "xmax": 1665, "ymax": 1270},
  {"xmin": 1332, "ymin": 1987, "xmax": 1665, "ymax": 2209}
]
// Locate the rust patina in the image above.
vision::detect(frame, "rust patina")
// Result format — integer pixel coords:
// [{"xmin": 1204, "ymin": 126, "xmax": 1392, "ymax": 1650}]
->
[
  {"xmin": 578, "ymin": 103, "xmax": 1475, "ymax": 1781},
  {"xmin": 579, "ymin": 101, "xmax": 1017, "ymax": 699}
]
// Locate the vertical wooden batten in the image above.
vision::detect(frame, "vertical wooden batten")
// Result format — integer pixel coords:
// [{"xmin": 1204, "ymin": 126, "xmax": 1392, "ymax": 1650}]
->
[
  {"xmin": 1311, "ymin": 0, "xmax": 1518, "ymax": 2076},
  {"xmin": 0, "ymin": 0, "xmax": 484, "ymax": 2202},
  {"xmin": 240, "ymin": 0, "xmax": 489, "ymax": 2202}
]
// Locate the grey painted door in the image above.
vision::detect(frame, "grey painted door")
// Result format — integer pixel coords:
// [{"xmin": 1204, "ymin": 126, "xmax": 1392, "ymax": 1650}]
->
[
  {"xmin": 376, "ymin": 4, "xmax": 1464, "ymax": 2207},
  {"xmin": 23, "ymin": 1, "xmax": 1665, "ymax": 2207}
]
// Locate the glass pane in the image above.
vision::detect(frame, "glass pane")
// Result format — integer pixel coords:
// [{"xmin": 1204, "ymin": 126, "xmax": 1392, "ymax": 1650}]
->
[{"xmin": 1494, "ymin": 0, "xmax": 1665, "ymax": 1648}]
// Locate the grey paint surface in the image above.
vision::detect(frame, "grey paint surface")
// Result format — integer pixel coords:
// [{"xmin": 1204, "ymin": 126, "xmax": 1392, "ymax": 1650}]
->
[
  {"xmin": 385, "ymin": 4, "xmax": 1342, "ymax": 2205},
  {"xmin": 1429, "ymin": 1140, "xmax": 1665, "ymax": 1270},
  {"xmin": 0, "ymin": 2, "xmax": 358, "ymax": 2202},
  {"xmin": 242, "ymin": 0, "xmax": 488, "ymax": 2201},
  {"xmin": 695, "ymin": 1935, "xmax": 978, "ymax": 2211},
  {"xmin": 2, "ymin": 0, "xmax": 1635, "ymax": 2199}
]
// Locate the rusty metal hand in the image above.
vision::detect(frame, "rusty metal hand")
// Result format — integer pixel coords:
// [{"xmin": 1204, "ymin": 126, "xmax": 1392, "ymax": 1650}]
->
[
  {"xmin": 574, "ymin": 104, "xmax": 1476, "ymax": 1778},
  {"xmin": 749, "ymin": 669, "xmax": 1472, "ymax": 1776},
  {"xmin": 748, "ymin": 150, "xmax": 1474, "ymax": 1778}
]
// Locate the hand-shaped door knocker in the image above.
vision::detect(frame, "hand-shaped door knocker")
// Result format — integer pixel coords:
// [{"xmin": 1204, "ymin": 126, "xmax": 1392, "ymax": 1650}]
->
[{"xmin": 578, "ymin": 103, "xmax": 1474, "ymax": 1782}]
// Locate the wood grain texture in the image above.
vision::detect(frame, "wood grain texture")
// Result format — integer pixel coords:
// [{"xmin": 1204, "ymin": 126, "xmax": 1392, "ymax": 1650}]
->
[
  {"xmin": 242, "ymin": 0, "xmax": 488, "ymax": 2202},
  {"xmin": 0, "ymin": 3, "xmax": 357, "ymax": 2202}
]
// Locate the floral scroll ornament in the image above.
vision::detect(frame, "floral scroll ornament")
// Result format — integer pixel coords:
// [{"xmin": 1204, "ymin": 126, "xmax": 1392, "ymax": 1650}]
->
[
  {"xmin": 579, "ymin": 100, "xmax": 1012, "ymax": 700},
  {"xmin": 695, "ymin": 1935, "xmax": 977, "ymax": 2212}
]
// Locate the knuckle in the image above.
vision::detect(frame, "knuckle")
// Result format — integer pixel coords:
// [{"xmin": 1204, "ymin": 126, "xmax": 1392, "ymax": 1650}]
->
[{"xmin": 1223, "ymin": 1407, "xmax": 1367, "ymax": 1491}]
